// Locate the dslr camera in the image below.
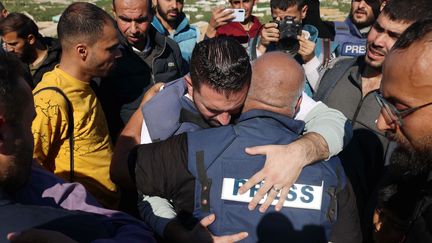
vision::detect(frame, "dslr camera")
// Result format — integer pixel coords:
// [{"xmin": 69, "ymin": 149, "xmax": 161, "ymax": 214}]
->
[{"xmin": 273, "ymin": 16, "xmax": 302, "ymax": 56}]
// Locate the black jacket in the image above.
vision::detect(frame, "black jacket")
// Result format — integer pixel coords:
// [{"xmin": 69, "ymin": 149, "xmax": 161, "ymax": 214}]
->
[
  {"xmin": 32, "ymin": 37, "xmax": 61, "ymax": 88},
  {"xmin": 97, "ymin": 26, "xmax": 183, "ymax": 143}
]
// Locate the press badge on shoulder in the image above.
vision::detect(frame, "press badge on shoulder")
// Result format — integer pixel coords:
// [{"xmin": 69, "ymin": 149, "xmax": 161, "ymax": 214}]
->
[{"xmin": 221, "ymin": 178, "xmax": 324, "ymax": 210}]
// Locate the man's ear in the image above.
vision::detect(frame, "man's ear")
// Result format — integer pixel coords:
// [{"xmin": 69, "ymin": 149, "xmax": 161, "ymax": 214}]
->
[
  {"xmin": 294, "ymin": 94, "xmax": 303, "ymax": 114},
  {"xmin": 112, "ymin": 4, "xmax": 117, "ymax": 19},
  {"xmin": 27, "ymin": 34, "xmax": 36, "ymax": 45},
  {"xmin": 300, "ymin": 5, "xmax": 308, "ymax": 20},
  {"xmin": 184, "ymin": 75, "xmax": 194, "ymax": 97},
  {"xmin": 75, "ymin": 44, "xmax": 88, "ymax": 61},
  {"xmin": 373, "ymin": 209, "xmax": 383, "ymax": 232},
  {"xmin": 1, "ymin": 9, "xmax": 8, "ymax": 18}
]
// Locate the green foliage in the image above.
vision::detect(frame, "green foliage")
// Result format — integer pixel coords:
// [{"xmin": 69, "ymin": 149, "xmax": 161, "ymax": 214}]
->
[
  {"xmin": 2, "ymin": 0, "xmax": 348, "ymax": 23},
  {"xmin": 4, "ymin": 0, "xmax": 66, "ymax": 21}
]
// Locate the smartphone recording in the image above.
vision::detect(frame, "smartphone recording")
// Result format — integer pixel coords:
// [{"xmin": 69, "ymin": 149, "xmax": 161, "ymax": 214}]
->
[{"xmin": 225, "ymin": 8, "xmax": 245, "ymax": 22}]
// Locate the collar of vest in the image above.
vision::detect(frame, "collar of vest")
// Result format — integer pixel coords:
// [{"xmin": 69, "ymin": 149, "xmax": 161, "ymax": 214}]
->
[
  {"xmin": 344, "ymin": 17, "xmax": 363, "ymax": 38},
  {"xmin": 238, "ymin": 109, "xmax": 305, "ymax": 135}
]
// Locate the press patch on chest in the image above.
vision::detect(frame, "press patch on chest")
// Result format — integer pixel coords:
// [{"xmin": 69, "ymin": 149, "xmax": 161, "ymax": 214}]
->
[{"xmin": 221, "ymin": 178, "xmax": 324, "ymax": 210}]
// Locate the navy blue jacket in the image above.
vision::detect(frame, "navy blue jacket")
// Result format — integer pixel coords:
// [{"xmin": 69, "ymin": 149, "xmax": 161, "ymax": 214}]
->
[{"xmin": 187, "ymin": 110, "xmax": 346, "ymax": 242}]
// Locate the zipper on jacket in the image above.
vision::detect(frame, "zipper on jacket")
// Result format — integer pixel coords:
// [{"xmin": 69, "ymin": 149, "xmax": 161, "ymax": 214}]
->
[{"xmin": 151, "ymin": 37, "xmax": 167, "ymax": 84}]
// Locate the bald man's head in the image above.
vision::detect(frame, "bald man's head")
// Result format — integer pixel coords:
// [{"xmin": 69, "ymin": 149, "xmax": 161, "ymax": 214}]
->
[{"xmin": 244, "ymin": 52, "xmax": 305, "ymax": 117}]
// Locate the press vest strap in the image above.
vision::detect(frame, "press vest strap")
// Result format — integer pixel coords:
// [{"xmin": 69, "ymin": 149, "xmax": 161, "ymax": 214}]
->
[
  {"xmin": 322, "ymin": 38, "xmax": 331, "ymax": 68},
  {"xmin": 34, "ymin": 87, "xmax": 75, "ymax": 182},
  {"xmin": 196, "ymin": 151, "xmax": 212, "ymax": 212},
  {"xmin": 179, "ymin": 108, "xmax": 210, "ymax": 129}
]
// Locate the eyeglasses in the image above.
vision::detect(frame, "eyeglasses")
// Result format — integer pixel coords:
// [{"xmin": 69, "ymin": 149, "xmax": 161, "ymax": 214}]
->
[{"xmin": 375, "ymin": 91, "xmax": 432, "ymax": 127}]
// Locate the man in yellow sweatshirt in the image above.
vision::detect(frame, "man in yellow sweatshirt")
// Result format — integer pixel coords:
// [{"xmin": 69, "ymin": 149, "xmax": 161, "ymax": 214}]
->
[{"xmin": 32, "ymin": 2, "xmax": 122, "ymax": 208}]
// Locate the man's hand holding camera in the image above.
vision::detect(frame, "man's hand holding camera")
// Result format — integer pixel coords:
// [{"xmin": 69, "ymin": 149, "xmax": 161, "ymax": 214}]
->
[
  {"xmin": 257, "ymin": 22, "xmax": 279, "ymax": 53},
  {"xmin": 258, "ymin": 17, "xmax": 316, "ymax": 63},
  {"xmin": 297, "ymin": 33, "xmax": 315, "ymax": 63}
]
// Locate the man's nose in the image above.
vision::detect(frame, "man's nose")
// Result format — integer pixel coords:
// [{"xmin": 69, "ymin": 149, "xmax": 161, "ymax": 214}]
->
[
  {"xmin": 372, "ymin": 32, "xmax": 387, "ymax": 48},
  {"xmin": 6, "ymin": 45, "xmax": 14, "ymax": 52},
  {"xmin": 130, "ymin": 21, "xmax": 139, "ymax": 34},
  {"xmin": 358, "ymin": 0, "xmax": 367, "ymax": 9},
  {"xmin": 375, "ymin": 112, "xmax": 396, "ymax": 132},
  {"xmin": 216, "ymin": 112, "xmax": 231, "ymax": 126}
]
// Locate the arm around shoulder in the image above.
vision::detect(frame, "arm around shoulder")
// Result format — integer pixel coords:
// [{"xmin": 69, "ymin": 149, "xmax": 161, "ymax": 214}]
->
[{"xmin": 302, "ymin": 100, "xmax": 352, "ymax": 158}]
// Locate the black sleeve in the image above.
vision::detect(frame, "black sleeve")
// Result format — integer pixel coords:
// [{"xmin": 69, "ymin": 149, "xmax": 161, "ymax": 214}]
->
[
  {"xmin": 131, "ymin": 133, "xmax": 196, "ymax": 214},
  {"xmin": 330, "ymin": 180, "xmax": 363, "ymax": 243}
]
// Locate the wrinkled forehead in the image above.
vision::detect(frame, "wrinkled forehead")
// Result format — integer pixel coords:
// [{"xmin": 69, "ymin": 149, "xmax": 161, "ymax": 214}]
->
[
  {"xmin": 114, "ymin": 0, "xmax": 150, "ymax": 13},
  {"xmin": 271, "ymin": 6, "xmax": 300, "ymax": 18}
]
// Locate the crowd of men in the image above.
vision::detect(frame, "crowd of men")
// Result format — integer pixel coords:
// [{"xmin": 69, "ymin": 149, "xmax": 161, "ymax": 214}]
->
[{"xmin": 0, "ymin": 0, "xmax": 432, "ymax": 242}]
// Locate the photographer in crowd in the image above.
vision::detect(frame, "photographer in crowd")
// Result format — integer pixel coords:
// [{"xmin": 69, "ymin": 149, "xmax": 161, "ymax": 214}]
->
[{"xmin": 255, "ymin": 0, "xmax": 339, "ymax": 95}]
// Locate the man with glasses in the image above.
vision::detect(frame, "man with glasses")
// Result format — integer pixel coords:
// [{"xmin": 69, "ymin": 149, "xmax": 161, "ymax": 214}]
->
[
  {"xmin": 372, "ymin": 19, "xmax": 432, "ymax": 242},
  {"xmin": 314, "ymin": 0, "xmax": 432, "ymax": 232},
  {"xmin": 375, "ymin": 92, "xmax": 432, "ymax": 128}
]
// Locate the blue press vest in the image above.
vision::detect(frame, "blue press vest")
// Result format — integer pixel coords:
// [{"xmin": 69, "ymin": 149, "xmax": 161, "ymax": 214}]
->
[
  {"xmin": 334, "ymin": 18, "xmax": 367, "ymax": 57},
  {"xmin": 187, "ymin": 110, "xmax": 346, "ymax": 242},
  {"xmin": 141, "ymin": 77, "xmax": 206, "ymax": 142}
]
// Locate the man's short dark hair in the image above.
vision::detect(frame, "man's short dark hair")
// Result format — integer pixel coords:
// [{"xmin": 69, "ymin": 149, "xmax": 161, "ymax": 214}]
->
[
  {"xmin": 189, "ymin": 37, "xmax": 251, "ymax": 96},
  {"xmin": 0, "ymin": 51, "xmax": 29, "ymax": 121},
  {"xmin": 382, "ymin": 0, "xmax": 432, "ymax": 24},
  {"xmin": 58, "ymin": 2, "xmax": 114, "ymax": 50},
  {"xmin": 392, "ymin": 19, "xmax": 432, "ymax": 51},
  {"xmin": 270, "ymin": 0, "xmax": 306, "ymax": 11},
  {"xmin": 0, "ymin": 13, "xmax": 39, "ymax": 39}
]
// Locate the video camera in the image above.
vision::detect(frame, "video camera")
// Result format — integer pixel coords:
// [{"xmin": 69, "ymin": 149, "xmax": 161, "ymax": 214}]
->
[{"xmin": 273, "ymin": 16, "xmax": 302, "ymax": 56}]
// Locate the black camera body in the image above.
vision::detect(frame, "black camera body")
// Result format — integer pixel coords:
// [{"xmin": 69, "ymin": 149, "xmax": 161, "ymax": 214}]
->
[
  {"xmin": 276, "ymin": 16, "xmax": 302, "ymax": 40},
  {"xmin": 273, "ymin": 16, "xmax": 302, "ymax": 56}
]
